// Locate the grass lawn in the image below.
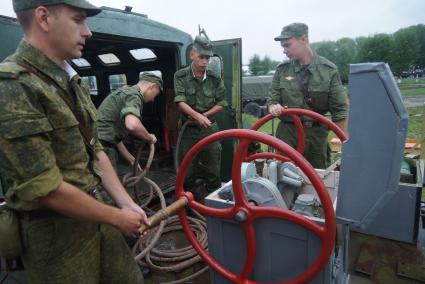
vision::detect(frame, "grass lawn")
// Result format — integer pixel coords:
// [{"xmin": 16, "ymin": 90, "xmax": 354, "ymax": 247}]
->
[
  {"xmin": 398, "ymin": 78, "xmax": 425, "ymax": 85},
  {"xmin": 406, "ymin": 106, "xmax": 424, "ymax": 140},
  {"xmin": 399, "ymin": 86, "xmax": 425, "ymax": 96}
]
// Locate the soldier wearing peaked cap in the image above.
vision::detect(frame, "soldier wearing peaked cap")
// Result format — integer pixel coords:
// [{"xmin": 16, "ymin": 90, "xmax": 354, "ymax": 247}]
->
[
  {"xmin": 0, "ymin": 0, "xmax": 148, "ymax": 283},
  {"xmin": 267, "ymin": 22, "xmax": 348, "ymax": 169},
  {"xmin": 97, "ymin": 72, "xmax": 163, "ymax": 172},
  {"xmin": 174, "ymin": 36, "xmax": 228, "ymax": 199}
]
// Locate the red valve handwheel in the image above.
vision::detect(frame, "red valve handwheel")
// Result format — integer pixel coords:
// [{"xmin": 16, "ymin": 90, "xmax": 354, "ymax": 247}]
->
[{"xmin": 176, "ymin": 129, "xmax": 337, "ymax": 284}]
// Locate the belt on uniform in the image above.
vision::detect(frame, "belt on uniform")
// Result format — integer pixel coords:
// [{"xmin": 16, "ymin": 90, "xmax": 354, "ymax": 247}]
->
[
  {"xmin": 281, "ymin": 120, "xmax": 321, "ymax": 128},
  {"xmin": 18, "ymin": 186, "xmax": 101, "ymax": 221},
  {"xmin": 183, "ymin": 119, "xmax": 216, "ymax": 127},
  {"xmin": 99, "ymin": 139, "xmax": 116, "ymax": 148}
]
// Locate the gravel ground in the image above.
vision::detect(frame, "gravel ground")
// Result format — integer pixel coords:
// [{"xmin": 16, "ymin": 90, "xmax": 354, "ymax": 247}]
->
[{"xmin": 403, "ymin": 95, "xmax": 425, "ymax": 108}]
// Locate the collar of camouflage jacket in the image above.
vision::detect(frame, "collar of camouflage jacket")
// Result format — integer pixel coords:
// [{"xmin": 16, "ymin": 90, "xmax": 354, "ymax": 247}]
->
[
  {"xmin": 190, "ymin": 64, "xmax": 207, "ymax": 82},
  {"xmin": 293, "ymin": 50, "xmax": 319, "ymax": 74},
  {"xmin": 15, "ymin": 40, "xmax": 71, "ymax": 91}
]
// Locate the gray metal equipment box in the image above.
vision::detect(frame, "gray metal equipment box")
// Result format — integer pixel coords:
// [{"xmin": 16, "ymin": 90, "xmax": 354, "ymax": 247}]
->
[
  {"xmin": 338, "ymin": 64, "xmax": 422, "ymax": 243},
  {"xmin": 206, "ymin": 173, "xmax": 348, "ymax": 284},
  {"xmin": 206, "ymin": 63, "xmax": 414, "ymax": 283}
]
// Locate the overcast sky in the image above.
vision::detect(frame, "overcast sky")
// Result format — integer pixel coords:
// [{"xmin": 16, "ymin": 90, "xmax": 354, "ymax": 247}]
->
[{"xmin": 1, "ymin": 0, "xmax": 424, "ymax": 64}]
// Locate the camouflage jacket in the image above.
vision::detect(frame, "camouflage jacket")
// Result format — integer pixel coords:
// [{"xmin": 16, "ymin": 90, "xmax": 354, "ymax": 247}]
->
[
  {"xmin": 97, "ymin": 85, "xmax": 143, "ymax": 145},
  {"xmin": 174, "ymin": 66, "xmax": 227, "ymax": 119},
  {"xmin": 0, "ymin": 40, "xmax": 102, "ymax": 210},
  {"xmin": 267, "ymin": 53, "xmax": 347, "ymax": 122}
]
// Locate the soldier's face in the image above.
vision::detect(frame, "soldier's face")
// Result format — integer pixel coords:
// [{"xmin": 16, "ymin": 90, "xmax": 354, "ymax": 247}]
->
[
  {"xmin": 190, "ymin": 51, "xmax": 210, "ymax": 73},
  {"xmin": 48, "ymin": 5, "xmax": 92, "ymax": 60},
  {"xmin": 144, "ymin": 84, "xmax": 160, "ymax": 102},
  {"xmin": 281, "ymin": 36, "xmax": 307, "ymax": 61}
]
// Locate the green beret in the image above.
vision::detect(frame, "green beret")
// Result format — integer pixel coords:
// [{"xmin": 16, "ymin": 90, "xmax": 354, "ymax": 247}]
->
[
  {"xmin": 193, "ymin": 36, "xmax": 213, "ymax": 57},
  {"xmin": 139, "ymin": 72, "xmax": 163, "ymax": 91},
  {"xmin": 13, "ymin": 0, "xmax": 101, "ymax": 17},
  {"xmin": 274, "ymin": 23, "xmax": 308, "ymax": 41}
]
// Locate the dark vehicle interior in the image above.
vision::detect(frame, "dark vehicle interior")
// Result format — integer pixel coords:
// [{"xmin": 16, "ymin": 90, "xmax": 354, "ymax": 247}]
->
[{"xmin": 73, "ymin": 33, "xmax": 184, "ymax": 193}]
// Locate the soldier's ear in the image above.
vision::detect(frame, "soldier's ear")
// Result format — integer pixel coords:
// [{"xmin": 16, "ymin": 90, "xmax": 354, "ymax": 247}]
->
[{"xmin": 34, "ymin": 6, "xmax": 52, "ymax": 32}]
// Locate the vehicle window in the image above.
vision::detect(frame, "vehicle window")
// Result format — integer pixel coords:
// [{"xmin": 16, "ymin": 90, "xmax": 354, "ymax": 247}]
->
[
  {"xmin": 81, "ymin": 76, "xmax": 98, "ymax": 96},
  {"xmin": 130, "ymin": 48, "xmax": 157, "ymax": 61},
  {"xmin": 109, "ymin": 74, "xmax": 127, "ymax": 91},
  {"xmin": 208, "ymin": 56, "xmax": 223, "ymax": 79},
  {"xmin": 72, "ymin": 58, "xmax": 91, "ymax": 68},
  {"xmin": 98, "ymin": 53, "xmax": 121, "ymax": 65}
]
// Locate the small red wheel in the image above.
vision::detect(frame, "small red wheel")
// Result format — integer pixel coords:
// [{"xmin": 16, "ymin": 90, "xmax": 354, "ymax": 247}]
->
[
  {"xmin": 176, "ymin": 129, "xmax": 336, "ymax": 284},
  {"xmin": 248, "ymin": 108, "xmax": 347, "ymax": 162}
]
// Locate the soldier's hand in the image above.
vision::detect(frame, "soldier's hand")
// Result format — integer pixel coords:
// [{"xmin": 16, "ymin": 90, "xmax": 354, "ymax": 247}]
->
[
  {"xmin": 114, "ymin": 207, "xmax": 147, "ymax": 237},
  {"xmin": 148, "ymin": 134, "xmax": 157, "ymax": 144},
  {"xmin": 269, "ymin": 104, "xmax": 283, "ymax": 117},
  {"xmin": 123, "ymin": 202, "xmax": 150, "ymax": 227},
  {"xmin": 196, "ymin": 113, "xmax": 212, "ymax": 128}
]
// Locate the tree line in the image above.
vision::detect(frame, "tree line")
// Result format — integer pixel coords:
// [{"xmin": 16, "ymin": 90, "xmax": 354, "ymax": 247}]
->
[{"xmin": 248, "ymin": 24, "xmax": 425, "ymax": 82}]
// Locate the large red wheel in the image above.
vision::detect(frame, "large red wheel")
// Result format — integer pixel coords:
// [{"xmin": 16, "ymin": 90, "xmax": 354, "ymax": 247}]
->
[{"xmin": 176, "ymin": 129, "xmax": 336, "ymax": 284}]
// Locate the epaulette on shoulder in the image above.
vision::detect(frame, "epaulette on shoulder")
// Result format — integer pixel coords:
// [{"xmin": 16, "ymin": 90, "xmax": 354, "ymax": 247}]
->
[
  {"xmin": 276, "ymin": 60, "xmax": 291, "ymax": 69},
  {"xmin": 175, "ymin": 67, "xmax": 190, "ymax": 78},
  {"xmin": 0, "ymin": 62, "xmax": 28, "ymax": 79},
  {"xmin": 317, "ymin": 56, "xmax": 337, "ymax": 69}
]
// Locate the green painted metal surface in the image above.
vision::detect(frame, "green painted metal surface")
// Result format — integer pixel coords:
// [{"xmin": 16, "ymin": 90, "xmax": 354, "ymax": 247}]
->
[
  {"xmin": 87, "ymin": 7, "xmax": 192, "ymax": 65},
  {"xmin": 0, "ymin": 16, "xmax": 22, "ymax": 61},
  {"xmin": 211, "ymin": 39, "xmax": 242, "ymax": 181}
]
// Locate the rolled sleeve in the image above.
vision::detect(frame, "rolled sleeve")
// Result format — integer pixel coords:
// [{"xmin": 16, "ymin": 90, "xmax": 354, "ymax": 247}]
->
[
  {"xmin": 328, "ymin": 71, "xmax": 348, "ymax": 122},
  {"xmin": 94, "ymin": 139, "xmax": 104, "ymax": 153},
  {"xmin": 11, "ymin": 166, "xmax": 62, "ymax": 202},
  {"xmin": 0, "ymin": 117, "xmax": 62, "ymax": 209},
  {"xmin": 120, "ymin": 94, "xmax": 142, "ymax": 120},
  {"xmin": 0, "ymin": 80, "xmax": 63, "ymax": 209},
  {"xmin": 173, "ymin": 76, "xmax": 187, "ymax": 103}
]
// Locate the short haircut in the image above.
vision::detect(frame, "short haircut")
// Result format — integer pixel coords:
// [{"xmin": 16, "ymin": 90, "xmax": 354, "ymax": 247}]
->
[
  {"xmin": 16, "ymin": 9, "xmax": 35, "ymax": 31},
  {"xmin": 16, "ymin": 5, "xmax": 62, "ymax": 32}
]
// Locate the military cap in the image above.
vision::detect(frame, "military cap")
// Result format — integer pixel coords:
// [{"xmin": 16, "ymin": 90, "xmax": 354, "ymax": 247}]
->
[
  {"xmin": 274, "ymin": 23, "xmax": 308, "ymax": 41},
  {"xmin": 140, "ymin": 72, "xmax": 163, "ymax": 91},
  {"xmin": 13, "ymin": 0, "xmax": 101, "ymax": 16},
  {"xmin": 193, "ymin": 36, "xmax": 213, "ymax": 57}
]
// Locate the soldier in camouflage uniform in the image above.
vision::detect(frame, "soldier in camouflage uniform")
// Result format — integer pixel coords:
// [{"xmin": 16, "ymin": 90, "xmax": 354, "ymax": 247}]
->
[
  {"xmin": 267, "ymin": 23, "xmax": 348, "ymax": 169},
  {"xmin": 0, "ymin": 1, "xmax": 149, "ymax": 283},
  {"xmin": 97, "ymin": 72, "xmax": 163, "ymax": 172},
  {"xmin": 174, "ymin": 36, "xmax": 227, "ymax": 194}
]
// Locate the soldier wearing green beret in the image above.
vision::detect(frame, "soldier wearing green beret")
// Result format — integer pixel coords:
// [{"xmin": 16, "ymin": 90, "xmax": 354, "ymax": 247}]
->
[
  {"xmin": 0, "ymin": 1, "xmax": 149, "ymax": 283},
  {"xmin": 267, "ymin": 23, "xmax": 348, "ymax": 169},
  {"xmin": 97, "ymin": 72, "xmax": 163, "ymax": 172},
  {"xmin": 174, "ymin": 36, "xmax": 228, "ymax": 197}
]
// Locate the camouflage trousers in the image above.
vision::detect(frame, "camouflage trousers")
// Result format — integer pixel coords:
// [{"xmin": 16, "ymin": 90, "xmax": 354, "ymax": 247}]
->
[
  {"xmin": 275, "ymin": 121, "xmax": 331, "ymax": 169},
  {"xmin": 179, "ymin": 122, "xmax": 222, "ymax": 192},
  {"xmin": 19, "ymin": 212, "xmax": 143, "ymax": 284}
]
